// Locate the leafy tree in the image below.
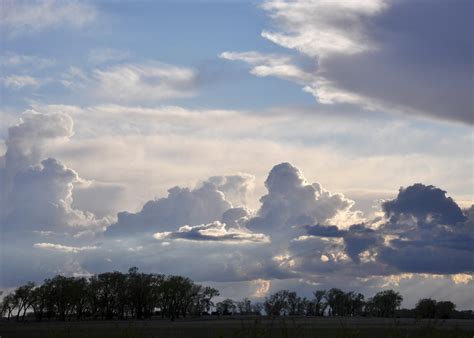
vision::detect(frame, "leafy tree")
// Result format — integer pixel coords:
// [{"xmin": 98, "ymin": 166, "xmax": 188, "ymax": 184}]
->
[
  {"xmin": 264, "ymin": 290, "xmax": 290, "ymax": 316},
  {"xmin": 192, "ymin": 286, "xmax": 219, "ymax": 315},
  {"xmin": 415, "ymin": 298, "xmax": 437, "ymax": 318},
  {"xmin": 237, "ymin": 297, "xmax": 252, "ymax": 315},
  {"xmin": 367, "ymin": 290, "xmax": 403, "ymax": 317},
  {"xmin": 325, "ymin": 288, "xmax": 346, "ymax": 316},
  {"xmin": 216, "ymin": 298, "xmax": 236, "ymax": 315},
  {"xmin": 313, "ymin": 290, "xmax": 327, "ymax": 316},
  {"xmin": 435, "ymin": 301, "xmax": 456, "ymax": 319},
  {"xmin": 13, "ymin": 282, "xmax": 35, "ymax": 321},
  {"xmin": 1, "ymin": 293, "xmax": 16, "ymax": 320}
]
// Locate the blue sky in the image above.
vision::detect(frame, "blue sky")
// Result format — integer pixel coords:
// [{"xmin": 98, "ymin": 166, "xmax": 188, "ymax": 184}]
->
[{"xmin": 1, "ymin": 0, "xmax": 473, "ymax": 308}]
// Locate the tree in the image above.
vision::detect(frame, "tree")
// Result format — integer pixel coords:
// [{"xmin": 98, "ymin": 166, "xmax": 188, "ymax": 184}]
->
[
  {"xmin": 216, "ymin": 298, "xmax": 236, "ymax": 315},
  {"xmin": 30, "ymin": 285, "xmax": 49, "ymax": 321},
  {"xmin": 192, "ymin": 286, "xmax": 219, "ymax": 315},
  {"xmin": 1, "ymin": 293, "xmax": 16, "ymax": 320},
  {"xmin": 13, "ymin": 282, "xmax": 35, "ymax": 321},
  {"xmin": 346, "ymin": 292, "xmax": 365, "ymax": 316},
  {"xmin": 313, "ymin": 290, "xmax": 327, "ymax": 316},
  {"xmin": 237, "ymin": 297, "xmax": 252, "ymax": 315},
  {"xmin": 367, "ymin": 290, "xmax": 403, "ymax": 317},
  {"xmin": 251, "ymin": 302, "xmax": 263, "ymax": 315},
  {"xmin": 435, "ymin": 301, "xmax": 456, "ymax": 319},
  {"xmin": 415, "ymin": 298, "xmax": 437, "ymax": 318},
  {"xmin": 264, "ymin": 290, "xmax": 290, "ymax": 316},
  {"xmin": 325, "ymin": 288, "xmax": 346, "ymax": 316}
]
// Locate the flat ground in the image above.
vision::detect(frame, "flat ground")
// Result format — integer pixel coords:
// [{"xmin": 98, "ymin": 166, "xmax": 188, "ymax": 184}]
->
[{"xmin": 1, "ymin": 317, "xmax": 473, "ymax": 338}]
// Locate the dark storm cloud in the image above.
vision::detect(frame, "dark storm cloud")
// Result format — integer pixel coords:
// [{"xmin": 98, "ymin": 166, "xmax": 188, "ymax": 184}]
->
[
  {"xmin": 230, "ymin": 0, "xmax": 474, "ymax": 124},
  {"xmin": 305, "ymin": 184, "xmax": 474, "ymax": 274},
  {"xmin": 318, "ymin": 0, "xmax": 474, "ymax": 123},
  {"xmin": 305, "ymin": 224, "xmax": 346, "ymax": 238},
  {"xmin": 382, "ymin": 183, "xmax": 466, "ymax": 225}
]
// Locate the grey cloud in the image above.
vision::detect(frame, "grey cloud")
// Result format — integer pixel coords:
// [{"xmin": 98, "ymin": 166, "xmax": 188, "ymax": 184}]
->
[
  {"xmin": 382, "ymin": 183, "xmax": 466, "ymax": 225},
  {"xmin": 343, "ymin": 224, "xmax": 381, "ymax": 263},
  {"xmin": 320, "ymin": 0, "xmax": 474, "ymax": 124},
  {"xmin": 221, "ymin": 207, "xmax": 252, "ymax": 229},
  {"xmin": 305, "ymin": 183, "xmax": 474, "ymax": 275},
  {"xmin": 72, "ymin": 182, "xmax": 127, "ymax": 219},
  {"xmin": 226, "ymin": 0, "xmax": 474, "ymax": 124},
  {"xmin": 105, "ymin": 181, "xmax": 234, "ymax": 236},
  {"xmin": 305, "ymin": 224, "xmax": 346, "ymax": 238}
]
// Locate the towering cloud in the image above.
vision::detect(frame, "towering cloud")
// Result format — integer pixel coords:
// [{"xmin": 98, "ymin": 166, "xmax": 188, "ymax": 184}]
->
[
  {"xmin": 0, "ymin": 111, "xmax": 106, "ymax": 233},
  {"xmin": 248, "ymin": 162, "xmax": 356, "ymax": 241}
]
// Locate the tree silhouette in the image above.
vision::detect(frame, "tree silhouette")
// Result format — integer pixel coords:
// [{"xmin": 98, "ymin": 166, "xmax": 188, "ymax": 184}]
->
[{"xmin": 0, "ymin": 271, "xmax": 469, "ymax": 322}]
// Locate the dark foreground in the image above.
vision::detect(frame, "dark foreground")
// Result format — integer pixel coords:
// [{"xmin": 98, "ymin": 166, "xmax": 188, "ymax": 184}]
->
[{"xmin": 1, "ymin": 317, "xmax": 474, "ymax": 338}]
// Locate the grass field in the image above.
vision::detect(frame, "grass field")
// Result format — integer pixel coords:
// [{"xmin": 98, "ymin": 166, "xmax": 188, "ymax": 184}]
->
[{"xmin": 1, "ymin": 317, "xmax": 474, "ymax": 338}]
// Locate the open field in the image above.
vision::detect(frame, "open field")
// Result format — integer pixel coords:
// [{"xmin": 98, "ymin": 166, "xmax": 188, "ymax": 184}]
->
[{"xmin": 1, "ymin": 317, "xmax": 474, "ymax": 338}]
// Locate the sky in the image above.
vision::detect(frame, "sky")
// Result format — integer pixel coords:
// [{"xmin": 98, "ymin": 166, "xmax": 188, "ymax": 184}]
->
[{"xmin": 0, "ymin": 0, "xmax": 473, "ymax": 309}]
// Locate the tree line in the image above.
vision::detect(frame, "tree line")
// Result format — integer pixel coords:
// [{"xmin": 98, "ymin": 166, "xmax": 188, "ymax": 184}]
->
[
  {"xmin": 1, "ymin": 268, "xmax": 219, "ymax": 321},
  {"xmin": 1, "ymin": 268, "xmax": 471, "ymax": 321}
]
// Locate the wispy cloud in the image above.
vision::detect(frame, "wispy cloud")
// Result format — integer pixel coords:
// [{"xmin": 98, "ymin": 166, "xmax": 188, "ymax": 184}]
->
[
  {"xmin": 33, "ymin": 242, "xmax": 97, "ymax": 253},
  {"xmin": 1, "ymin": 0, "xmax": 96, "ymax": 36},
  {"xmin": 87, "ymin": 48, "xmax": 131, "ymax": 65},
  {"xmin": 1, "ymin": 52, "xmax": 55, "ymax": 68},
  {"xmin": 2, "ymin": 75, "xmax": 41, "ymax": 89},
  {"xmin": 93, "ymin": 62, "xmax": 197, "ymax": 102},
  {"xmin": 61, "ymin": 62, "xmax": 198, "ymax": 102}
]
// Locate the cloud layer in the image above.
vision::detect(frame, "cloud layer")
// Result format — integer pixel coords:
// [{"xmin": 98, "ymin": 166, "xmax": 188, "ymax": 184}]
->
[{"xmin": 0, "ymin": 110, "xmax": 473, "ymax": 308}]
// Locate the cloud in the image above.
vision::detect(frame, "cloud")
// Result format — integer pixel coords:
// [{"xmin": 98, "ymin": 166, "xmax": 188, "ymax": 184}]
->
[
  {"xmin": 1, "ymin": 0, "xmax": 96, "ymax": 36},
  {"xmin": 33, "ymin": 242, "xmax": 97, "ymax": 253},
  {"xmin": 3, "ymin": 110, "xmax": 73, "ymax": 175},
  {"xmin": 206, "ymin": 174, "xmax": 255, "ymax": 207},
  {"xmin": 261, "ymin": 0, "xmax": 386, "ymax": 58},
  {"xmin": 224, "ymin": 0, "xmax": 474, "ymax": 124},
  {"xmin": 305, "ymin": 184, "xmax": 474, "ymax": 275},
  {"xmin": 153, "ymin": 221, "xmax": 269, "ymax": 244},
  {"xmin": 1, "ymin": 111, "xmax": 472, "ymax": 306},
  {"xmin": 87, "ymin": 48, "xmax": 131, "ymax": 65},
  {"xmin": 2, "ymin": 75, "xmax": 41, "ymax": 89},
  {"xmin": 1, "ymin": 52, "xmax": 55, "ymax": 68},
  {"xmin": 0, "ymin": 111, "xmax": 108, "ymax": 235},
  {"xmin": 220, "ymin": 51, "xmax": 312, "ymax": 84},
  {"xmin": 92, "ymin": 62, "xmax": 197, "ymax": 102},
  {"xmin": 247, "ymin": 162, "xmax": 357, "ymax": 241},
  {"xmin": 58, "ymin": 62, "xmax": 198, "ymax": 103},
  {"xmin": 105, "ymin": 178, "xmax": 238, "ymax": 236},
  {"xmin": 221, "ymin": 207, "xmax": 252, "ymax": 229},
  {"xmin": 4, "ymin": 158, "xmax": 103, "ymax": 232},
  {"xmin": 382, "ymin": 183, "xmax": 466, "ymax": 225},
  {"xmin": 306, "ymin": 224, "xmax": 346, "ymax": 238}
]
